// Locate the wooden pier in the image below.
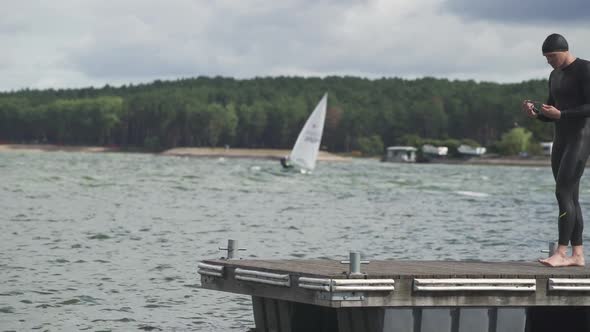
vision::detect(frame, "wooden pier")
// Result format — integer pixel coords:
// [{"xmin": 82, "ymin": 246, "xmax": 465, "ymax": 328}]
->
[{"xmin": 199, "ymin": 256, "xmax": 590, "ymax": 332}]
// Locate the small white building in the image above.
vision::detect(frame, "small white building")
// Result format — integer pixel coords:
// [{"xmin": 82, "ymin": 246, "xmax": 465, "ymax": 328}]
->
[
  {"xmin": 541, "ymin": 142, "xmax": 553, "ymax": 156},
  {"xmin": 457, "ymin": 144, "xmax": 486, "ymax": 156},
  {"xmin": 422, "ymin": 144, "xmax": 448, "ymax": 157},
  {"xmin": 384, "ymin": 146, "xmax": 417, "ymax": 163}
]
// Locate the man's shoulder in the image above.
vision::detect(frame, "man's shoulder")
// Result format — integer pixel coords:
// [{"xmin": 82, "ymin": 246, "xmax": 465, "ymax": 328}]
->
[
  {"xmin": 575, "ymin": 58, "xmax": 590, "ymax": 76},
  {"xmin": 575, "ymin": 58, "xmax": 590, "ymax": 68}
]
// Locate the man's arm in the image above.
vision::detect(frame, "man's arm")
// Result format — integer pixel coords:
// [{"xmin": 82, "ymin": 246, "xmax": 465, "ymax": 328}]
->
[
  {"xmin": 537, "ymin": 75, "xmax": 556, "ymax": 122},
  {"xmin": 557, "ymin": 61, "xmax": 590, "ymax": 119}
]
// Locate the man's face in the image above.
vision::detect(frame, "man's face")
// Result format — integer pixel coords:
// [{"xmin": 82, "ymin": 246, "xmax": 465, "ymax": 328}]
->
[{"xmin": 543, "ymin": 51, "xmax": 568, "ymax": 69}]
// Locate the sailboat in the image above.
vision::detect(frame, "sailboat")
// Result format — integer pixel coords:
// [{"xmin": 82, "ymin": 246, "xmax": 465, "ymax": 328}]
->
[{"xmin": 281, "ymin": 93, "xmax": 328, "ymax": 173}]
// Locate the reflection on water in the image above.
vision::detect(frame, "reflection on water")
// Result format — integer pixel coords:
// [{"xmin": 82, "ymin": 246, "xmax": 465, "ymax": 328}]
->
[{"xmin": 0, "ymin": 151, "xmax": 579, "ymax": 331}]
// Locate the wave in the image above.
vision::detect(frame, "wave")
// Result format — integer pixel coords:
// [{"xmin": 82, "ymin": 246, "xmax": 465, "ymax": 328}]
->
[{"xmin": 455, "ymin": 190, "xmax": 489, "ymax": 198}]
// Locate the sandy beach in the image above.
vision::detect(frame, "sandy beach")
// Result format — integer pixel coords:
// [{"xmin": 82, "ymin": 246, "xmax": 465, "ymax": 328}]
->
[
  {"xmin": 0, "ymin": 144, "xmax": 351, "ymax": 162},
  {"xmin": 0, "ymin": 144, "xmax": 118, "ymax": 153},
  {"xmin": 461, "ymin": 157, "xmax": 550, "ymax": 167},
  {"xmin": 161, "ymin": 147, "xmax": 351, "ymax": 161},
  {"xmin": 0, "ymin": 143, "xmax": 553, "ymax": 166}
]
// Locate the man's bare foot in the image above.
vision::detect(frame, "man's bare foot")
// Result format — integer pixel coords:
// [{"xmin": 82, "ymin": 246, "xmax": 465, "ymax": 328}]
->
[
  {"xmin": 567, "ymin": 255, "xmax": 585, "ymax": 267},
  {"xmin": 539, "ymin": 253, "xmax": 585, "ymax": 267},
  {"xmin": 539, "ymin": 253, "xmax": 571, "ymax": 267}
]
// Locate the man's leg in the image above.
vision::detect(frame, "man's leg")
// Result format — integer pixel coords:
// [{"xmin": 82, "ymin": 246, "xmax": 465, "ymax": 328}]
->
[
  {"xmin": 569, "ymin": 180, "xmax": 585, "ymax": 266},
  {"xmin": 540, "ymin": 149, "xmax": 585, "ymax": 267},
  {"xmin": 539, "ymin": 141, "xmax": 567, "ymax": 266}
]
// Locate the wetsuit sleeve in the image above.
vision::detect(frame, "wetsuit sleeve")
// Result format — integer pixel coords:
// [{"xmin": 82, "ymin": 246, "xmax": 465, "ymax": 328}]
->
[
  {"xmin": 537, "ymin": 75, "xmax": 555, "ymax": 122},
  {"xmin": 559, "ymin": 61, "xmax": 590, "ymax": 119}
]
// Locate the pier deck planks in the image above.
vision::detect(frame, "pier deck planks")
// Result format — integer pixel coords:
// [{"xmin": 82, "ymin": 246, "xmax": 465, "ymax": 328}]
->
[{"xmin": 203, "ymin": 259, "xmax": 590, "ymax": 279}]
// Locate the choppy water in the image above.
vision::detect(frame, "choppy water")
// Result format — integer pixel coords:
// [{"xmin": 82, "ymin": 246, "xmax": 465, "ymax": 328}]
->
[{"xmin": 0, "ymin": 151, "xmax": 586, "ymax": 331}]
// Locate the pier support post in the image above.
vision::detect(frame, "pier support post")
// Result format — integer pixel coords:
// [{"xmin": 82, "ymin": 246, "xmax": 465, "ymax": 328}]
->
[
  {"xmin": 227, "ymin": 239, "xmax": 237, "ymax": 259},
  {"xmin": 219, "ymin": 239, "xmax": 245, "ymax": 259},
  {"xmin": 349, "ymin": 251, "xmax": 362, "ymax": 276},
  {"xmin": 251, "ymin": 297, "xmax": 338, "ymax": 332},
  {"xmin": 548, "ymin": 241, "xmax": 557, "ymax": 257},
  {"xmin": 540, "ymin": 241, "xmax": 559, "ymax": 257}
]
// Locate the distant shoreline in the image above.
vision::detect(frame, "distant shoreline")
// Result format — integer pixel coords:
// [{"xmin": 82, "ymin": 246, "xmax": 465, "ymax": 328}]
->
[
  {"xmin": 0, "ymin": 143, "xmax": 551, "ymax": 166},
  {"xmin": 429, "ymin": 157, "xmax": 550, "ymax": 167},
  {"xmin": 0, "ymin": 143, "xmax": 117, "ymax": 153},
  {"xmin": 0, "ymin": 144, "xmax": 350, "ymax": 162},
  {"xmin": 161, "ymin": 147, "xmax": 350, "ymax": 161}
]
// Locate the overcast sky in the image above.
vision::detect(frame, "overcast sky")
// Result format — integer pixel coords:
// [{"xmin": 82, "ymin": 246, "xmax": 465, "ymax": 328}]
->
[{"xmin": 1, "ymin": 0, "xmax": 589, "ymax": 91}]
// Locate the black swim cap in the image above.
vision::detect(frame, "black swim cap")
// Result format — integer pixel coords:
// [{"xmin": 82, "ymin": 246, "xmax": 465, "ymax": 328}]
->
[{"xmin": 542, "ymin": 33, "xmax": 568, "ymax": 53}]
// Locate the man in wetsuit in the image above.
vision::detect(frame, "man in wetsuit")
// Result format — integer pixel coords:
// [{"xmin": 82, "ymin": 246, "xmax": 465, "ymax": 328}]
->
[{"xmin": 522, "ymin": 33, "xmax": 590, "ymax": 267}]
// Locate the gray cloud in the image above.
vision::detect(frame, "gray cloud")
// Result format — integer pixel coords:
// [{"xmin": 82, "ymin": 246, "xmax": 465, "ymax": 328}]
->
[
  {"xmin": 1, "ymin": 0, "xmax": 590, "ymax": 91},
  {"xmin": 68, "ymin": 45, "xmax": 193, "ymax": 79},
  {"xmin": 0, "ymin": 22, "xmax": 27, "ymax": 35},
  {"xmin": 442, "ymin": 0, "xmax": 590, "ymax": 23},
  {"xmin": 64, "ymin": 1, "xmax": 356, "ymax": 80}
]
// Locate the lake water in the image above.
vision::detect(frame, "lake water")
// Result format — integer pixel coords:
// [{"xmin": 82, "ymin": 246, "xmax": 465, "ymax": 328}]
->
[{"xmin": 0, "ymin": 151, "xmax": 585, "ymax": 331}]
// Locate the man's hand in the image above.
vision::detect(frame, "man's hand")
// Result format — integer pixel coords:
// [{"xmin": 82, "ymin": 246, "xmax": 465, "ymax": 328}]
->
[
  {"xmin": 521, "ymin": 100, "xmax": 538, "ymax": 118},
  {"xmin": 541, "ymin": 104, "xmax": 561, "ymax": 119}
]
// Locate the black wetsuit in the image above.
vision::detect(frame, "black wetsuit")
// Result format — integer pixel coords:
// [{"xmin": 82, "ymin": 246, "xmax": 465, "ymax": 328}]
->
[{"xmin": 538, "ymin": 58, "xmax": 590, "ymax": 246}]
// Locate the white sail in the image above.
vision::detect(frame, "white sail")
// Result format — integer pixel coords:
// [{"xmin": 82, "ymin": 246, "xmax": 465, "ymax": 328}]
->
[{"xmin": 289, "ymin": 93, "xmax": 327, "ymax": 171}]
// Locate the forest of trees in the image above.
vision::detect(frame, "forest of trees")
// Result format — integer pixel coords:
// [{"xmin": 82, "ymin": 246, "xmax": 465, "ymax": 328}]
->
[{"xmin": 0, "ymin": 76, "xmax": 553, "ymax": 155}]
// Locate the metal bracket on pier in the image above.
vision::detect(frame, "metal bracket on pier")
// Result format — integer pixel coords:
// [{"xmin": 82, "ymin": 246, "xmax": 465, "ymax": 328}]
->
[
  {"xmin": 340, "ymin": 251, "xmax": 370, "ymax": 277},
  {"xmin": 235, "ymin": 268, "xmax": 291, "ymax": 287},
  {"xmin": 548, "ymin": 278, "xmax": 590, "ymax": 291},
  {"xmin": 299, "ymin": 277, "xmax": 395, "ymax": 292},
  {"xmin": 299, "ymin": 277, "xmax": 394, "ymax": 301},
  {"xmin": 413, "ymin": 278, "xmax": 536, "ymax": 292},
  {"xmin": 540, "ymin": 241, "xmax": 558, "ymax": 257},
  {"xmin": 219, "ymin": 239, "xmax": 246, "ymax": 259},
  {"xmin": 197, "ymin": 262, "xmax": 225, "ymax": 278},
  {"xmin": 319, "ymin": 292, "xmax": 365, "ymax": 301},
  {"xmin": 298, "ymin": 277, "xmax": 395, "ymax": 302}
]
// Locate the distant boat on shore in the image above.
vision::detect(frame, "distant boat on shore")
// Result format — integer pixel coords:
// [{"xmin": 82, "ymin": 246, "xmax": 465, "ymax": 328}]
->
[
  {"xmin": 421, "ymin": 144, "xmax": 448, "ymax": 157},
  {"xmin": 419, "ymin": 144, "xmax": 448, "ymax": 162},
  {"xmin": 540, "ymin": 142, "xmax": 553, "ymax": 156},
  {"xmin": 457, "ymin": 144, "xmax": 486, "ymax": 157},
  {"xmin": 383, "ymin": 146, "xmax": 417, "ymax": 163}
]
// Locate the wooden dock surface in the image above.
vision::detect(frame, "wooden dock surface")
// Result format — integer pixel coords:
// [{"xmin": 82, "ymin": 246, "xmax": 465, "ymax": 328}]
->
[
  {"xmin": 199, "ymin": 258, "xmax": 590, "ymax": 308},
  {"xmin": 199, "ymin": 258, "xmax": 590, "ymax": 331},
  {"xmin": 203, "ymin": 259, "xmax": 590, "ymax": 278}
]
